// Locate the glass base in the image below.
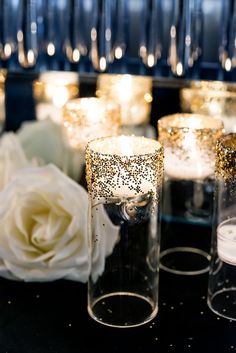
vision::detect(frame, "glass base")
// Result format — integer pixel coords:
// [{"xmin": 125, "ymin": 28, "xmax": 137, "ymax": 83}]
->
[
  {"xmin": 160, "ymin": 247, "xmax": 210, "ymax": 275},
  {"xmin": 88, "ymin": 292, "xmax": 158, "ymax": 328},
  {"xmin": 208, "ymin": 288, "xmax": 236, "ymax": 321}
]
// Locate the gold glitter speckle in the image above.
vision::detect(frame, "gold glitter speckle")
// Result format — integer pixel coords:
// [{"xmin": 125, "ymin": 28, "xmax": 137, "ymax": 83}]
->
[{"xmin": 85, "ymin": 136, "xmax": 164, "ymax": 202}]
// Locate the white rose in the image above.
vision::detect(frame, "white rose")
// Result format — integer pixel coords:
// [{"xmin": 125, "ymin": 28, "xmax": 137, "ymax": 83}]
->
[
  {"xmin": 0, "ymin": 164, "xmax": 89, "ymax": 282},
  {"xmin": 18, "ymin": 119, "xmax": 84, "ymax": 182},
  {"xmin": 0, "ymin": 132, "xmax": 31, "ymax": 190}
]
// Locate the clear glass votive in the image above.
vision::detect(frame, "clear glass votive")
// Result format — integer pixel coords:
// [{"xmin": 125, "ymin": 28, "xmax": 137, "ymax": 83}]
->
[
  {"xmin": 0, "ymin": 70, "xmax": 6, "ymax": 134},
  {"xmin": 33, "ymin": 71, "xmax": 79, "ymax": 124},
  {"xmin": 180, "ymin": 80, "xmax": 236, "ymax": 133},
  {"xmin": 62, "ymin": 97, "xmax": 121, "ymax": 152},
  {"xmin": 86, "ymin": 135, "xmax": 164, "ymax": 328},
  {"xmin": 158, "ymin": 113, "xmax": 224, "ymax": 275},
  {"xmin": 208, "ymin": 134, "xmax": 236, "ymax": 320},
  {"xmin": 96, "ymin": 74, "xmax": 153, "ymax": 129},
  {"xmin": 62, "ymin": 97, "xmax": 120, "ymax": 184}
]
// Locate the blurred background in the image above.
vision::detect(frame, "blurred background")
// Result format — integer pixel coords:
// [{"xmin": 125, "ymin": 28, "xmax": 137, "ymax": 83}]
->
[{"xmin": 0, "ymin": 0, "xmax": 236, "ymax": 81}]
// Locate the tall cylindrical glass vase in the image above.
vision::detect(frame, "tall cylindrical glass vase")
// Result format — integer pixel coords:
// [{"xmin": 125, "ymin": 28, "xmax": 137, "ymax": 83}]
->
[
  {"xmin": 86, "ymin": 135, "xmax": 163, "ymax": 327},
  {"xmin": 208, "ymin": 134, "xmax": 236, "ymax": 320}
]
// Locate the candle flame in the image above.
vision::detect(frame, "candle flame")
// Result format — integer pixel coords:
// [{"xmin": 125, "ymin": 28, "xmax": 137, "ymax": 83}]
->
[
  {"xmin": 119, "ymin": 136, "xmax": 133, "ymax": 156},
  {"xmin": 51, "ymin": 86, "xmax": 69, "ymax": 108},
  {"xmin": 117, "ymin": 75, "xmax": 132, "ymax": 102}
]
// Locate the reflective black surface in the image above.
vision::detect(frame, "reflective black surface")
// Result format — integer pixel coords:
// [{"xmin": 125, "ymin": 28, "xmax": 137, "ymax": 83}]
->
[
  {"xmin": 1, "ymin": 73, "xmax": 236, "ymax": 353},
  {"xmin": 0, "ymin": 272, "xmax": 236, "ymax": 353}
]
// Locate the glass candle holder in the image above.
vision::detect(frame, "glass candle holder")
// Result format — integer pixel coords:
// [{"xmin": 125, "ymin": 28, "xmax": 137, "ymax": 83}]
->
[
  {"xmin": 208, "ymin": 134, "xmax": 236, "ymax": 320},
  {"xmin": 62, "ymin": 97, "xmax": 121, "ymax": 152},
  {"xmin": 158, "ymin": 113, "xmax": 224, "ymax": 275},
  {"xmin": 33, "ymin": 71, "xmax": 79, "ymax": 124},
  {"xmin": 62, "ymin": 97, "xmax": 120, "ymax": 185},
  {"xmin": 96, "ymin": 74, "xmax": 153, "ymax": 134},
  {"xmin": 0, "ymin": 69, "xmax": 6, "ymax": 134},
  {"xmin": 180, "ymin": 80, "xmax": 236, "ymax": 133},
  {"xmin": 86, "ymin": 135, "xmax": 164, "ymax": 328}
]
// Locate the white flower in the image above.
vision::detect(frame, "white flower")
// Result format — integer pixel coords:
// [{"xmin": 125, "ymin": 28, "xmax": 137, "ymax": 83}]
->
[
  {"xmin": 0, "ymin": 160, "xmax": 119, "ymax": 282},
  {"xmin": 18, "ymin": 119, "xmax": 84, "ymax": 182},
  {"xmin": 0, "ymin": 164, "xmax": 89, "ymax": 282},
  {"xmin": 0, "ymin": 132, "xmax": 31, "ymax": 190}
]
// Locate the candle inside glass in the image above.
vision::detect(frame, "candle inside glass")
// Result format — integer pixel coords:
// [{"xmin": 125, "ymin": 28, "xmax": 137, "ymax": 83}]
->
[
  {"xmin": 86, "ymin": 135, "xmax": 164, "ymax": 328},
  {"xmin": 158, "ymin": 114, "xmax": 224, "ymax": 180},
  {"xmin": 87, "ymin": 135, "xmax": 162, "ymax": 198},
  {"xmin": 33, "ymin": 71, "xmax": 79, "ymax": 124},
  {"xmin": 62, "ymin": 97, "xmax": 121, "ymax": 152},
  {"xmin": 96, "ymin": 74, "xmax": 153, "ymax": 126},
  {"xmin": 158, "ymin": 114, "xmax": 224, "ymax": 275},
  {"xmin": 180, "ymin": 80, "xmax": 236, "ymax": 133},
  {"xmin": 207, "ymin": 134, "xmax": 236, "ymax": 320},
  {"xmin": 217, "ymin": 218, "xmax": 236, "ymax": 265}
]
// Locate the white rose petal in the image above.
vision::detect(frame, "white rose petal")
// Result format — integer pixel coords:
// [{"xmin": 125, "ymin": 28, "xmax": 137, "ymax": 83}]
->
[
  {"xmin": 18, "ymin": 119, "xmax": 84, "ymax": 181},
  {"xmin": 0, "ymin": 162, "xmax": 120, "ymax": 282},
  {"xmin": 0, "ymin": 164, "xmax": 89, "ymax": 282},
  {"xmin": 0, "ymin": 132, "xmax": 31, "ymax": 190}
]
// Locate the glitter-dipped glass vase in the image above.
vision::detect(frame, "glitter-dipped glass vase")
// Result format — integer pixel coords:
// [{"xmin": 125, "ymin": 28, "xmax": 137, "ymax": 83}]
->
[
  {"xmin": 86, "ymin": 135, "xmax": 163, "ymax": 328},
  {"xmin": 208, "ymin": 134, "xmax": 236, "ymax": 320},
  {"xmin": 158, "ymin": 114, "xmax": 224, "ymax": 275}
]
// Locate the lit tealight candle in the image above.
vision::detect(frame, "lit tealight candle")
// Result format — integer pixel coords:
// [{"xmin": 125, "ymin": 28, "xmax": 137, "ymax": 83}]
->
[
  {"xmin": 158, "ymin": 114, "xmax": 224, "ymax": 180},
  {"xmin": 180, "ymin": 81, "xmax": 236, "ymax": 133},
  {"xmin": 96, "ymin": 74, "xmax": 153, "ymax": 126},
  {"xmin": 62, "ymin": 97, "xmax": 121, "ymax": 152},
  {"xmin": 86, "ymin": 135, "xmax": 164, "ymax": 199},
  {"xmin": 33, "ymin": 71, "xmax": 79, "ymax": 124},
  {"xmin": 217, "ymin": 218, "xmax": 236, "ymax": 265}
]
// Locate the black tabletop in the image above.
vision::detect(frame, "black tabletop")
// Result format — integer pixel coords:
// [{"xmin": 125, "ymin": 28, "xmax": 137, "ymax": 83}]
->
[
  {"xmin": 1, "ymin": 72, "xmax": 235, "ymax": 353},
  {"xmin": 0, "ymin": 270, "xmax": 235, "ymax": 353}
]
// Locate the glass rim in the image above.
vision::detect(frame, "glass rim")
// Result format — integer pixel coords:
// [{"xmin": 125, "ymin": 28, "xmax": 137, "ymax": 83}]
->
[
  {"xmin": 63, "ymin": 96, "xmax": 119, "ymax": 111},
  {"xmin": 188, "ymin": 79, "xmax": 236, "ymax": 94},
  {"xmin": 86, "ymin": 135, "xmax": 163, "ymax": 158},
  {"xmin": 35, "ymin": 70, "xmax": 79, "ymax": 84},
  {"xmin": 158, "ymin": 113, "xmax": 224, "ymax": 131},
  {"xmin": 181, "ymin": 87, "xmax": 236, "ymax": 99},
  {"xmin": 97, "ymin": 73, "xmax": 153, "ymax": 85}
]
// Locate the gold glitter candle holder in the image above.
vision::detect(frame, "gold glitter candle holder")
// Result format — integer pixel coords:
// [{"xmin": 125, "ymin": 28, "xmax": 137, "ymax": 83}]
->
[
  {"xmin": 86, "ymin": 135, "xmax": 163, "ymax": 328},
  {"xmin": 180, "ymin": 80, "xmax": 236, "ymax": 133},
  {"xmin": 61, "ymin": 97, "xmax": 120, "ymax": 185},
  {"xmin": 62, "ymin": 97, "xmax": 121, "ymax": 151},
  {"xmin": 33, "ymin": 71, "xmax": 79, "ymax": 124},
  {"xmin": 96, "ymin": 74, "xmax": 153, "ymax": 133},
  {"xmin": 208, "ymin": 134, "xmax": 236, "ymax": 320},
  {"xmin": 0, "ymin": 69, "xmax": 6, "ymax": 133},
  {"xmin": 158, "ymin": 113, "xmax": 224, "ymax": 275}
]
